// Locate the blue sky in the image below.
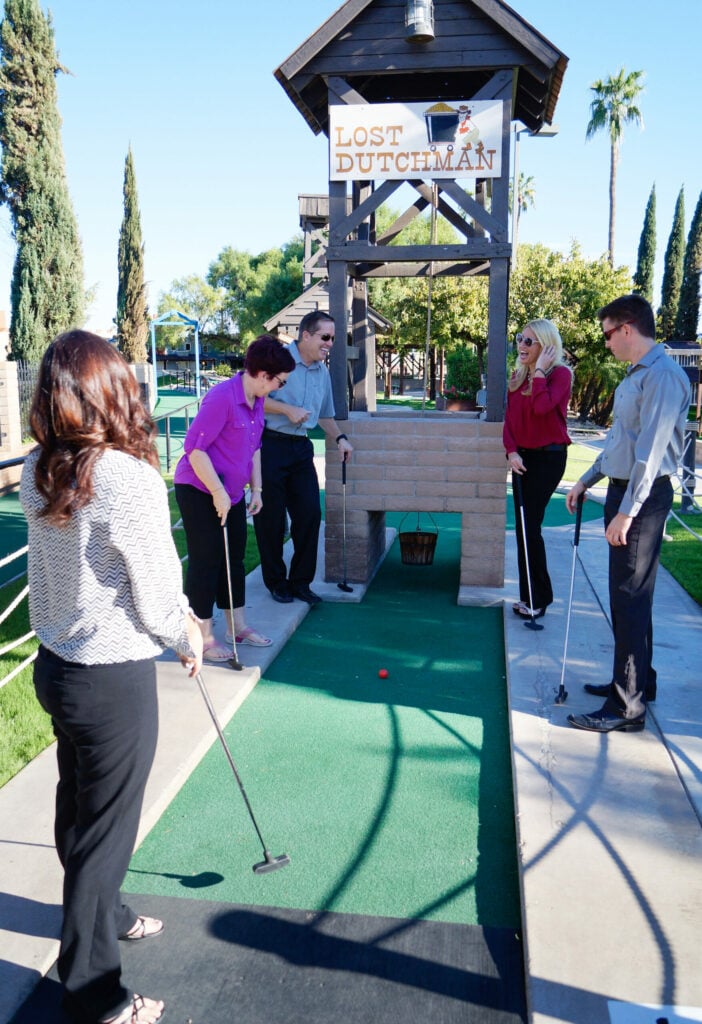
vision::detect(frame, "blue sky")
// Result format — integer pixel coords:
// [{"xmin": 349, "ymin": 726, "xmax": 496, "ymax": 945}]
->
[{"xmin": 1, "ymin": 0, "xmax": 700, "ymax": 334}]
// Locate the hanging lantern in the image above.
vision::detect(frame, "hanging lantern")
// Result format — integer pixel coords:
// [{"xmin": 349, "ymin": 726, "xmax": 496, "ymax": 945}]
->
[{"xmin": 405, "ymin": 0, "xmax": 435, "ymax": 42}]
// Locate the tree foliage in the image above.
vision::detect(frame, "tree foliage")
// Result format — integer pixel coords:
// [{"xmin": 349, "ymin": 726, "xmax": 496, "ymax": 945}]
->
[
  {"xmin": 157, "ymin": 275, "xmax": 232, "ymax": 352},
  {"xmin": 586, "ymin": 67, "xmax": 644, "ymax": 265},
  {"xmin": 207, "ymin": 238, "xmax": 304, "ymax": 343},
  {"xmin": 508, "ymin": 243, "xmax": 632, "ymax": 424},
  {"xmin": 674, "ymin": 189, "xmax": 702, "ymax": 341},
  {"xmin": 632, "ymin": 184, "xmax": 656, "ymax": 304},
  {"xmin": 0, "ymin": 0, "xmax": 84, "ymax": 360},
  {"xmin": 115, "ymin": 147, "xmax": 148, "ymax": 362},
  {"xmin": 658, "ymin": 186, "xmax": 685, "ymax": 341}
]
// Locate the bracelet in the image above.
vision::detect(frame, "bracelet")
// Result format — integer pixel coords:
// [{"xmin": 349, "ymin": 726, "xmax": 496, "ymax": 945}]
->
[
  {"xmin": 251, "ymin": 487, "xmax": 262, "ymax": 493},
  {"xmin": 533, "ymin": 368, "xmax": 547, "ymax": 377},
  {"xmin": 335, "ymin": 433, "xmax": 348, "ymax": 444}
]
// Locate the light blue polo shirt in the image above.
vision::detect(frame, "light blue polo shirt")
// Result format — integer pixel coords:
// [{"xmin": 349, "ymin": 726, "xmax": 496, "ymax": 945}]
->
[{"xmin": 264, "ymin": 342, "xmax": 336, "ymax": 436}]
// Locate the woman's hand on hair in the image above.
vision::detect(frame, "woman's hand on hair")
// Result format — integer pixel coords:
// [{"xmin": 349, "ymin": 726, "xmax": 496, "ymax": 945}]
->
[
  {"xmin": 535, "ymin": 344, "xmax": 556, "ymax": 373},
  {"xmin": 507, "ymin": 452, "xmax": 525, "ymax": 475}
]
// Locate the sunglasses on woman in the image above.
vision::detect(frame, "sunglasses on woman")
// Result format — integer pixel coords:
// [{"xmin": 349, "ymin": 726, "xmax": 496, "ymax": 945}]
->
[{"xmin": 515, "ymin": 333, "xmax": 539, "ymax": 347}]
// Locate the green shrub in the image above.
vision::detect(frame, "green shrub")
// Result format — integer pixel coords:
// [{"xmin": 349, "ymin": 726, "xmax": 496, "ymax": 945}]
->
[{"xmin": 444, "ymin": 347, "xmax": 481, "ymax": 400}]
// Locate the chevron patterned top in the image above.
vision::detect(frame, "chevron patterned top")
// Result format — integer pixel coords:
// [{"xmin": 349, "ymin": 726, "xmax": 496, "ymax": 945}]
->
[{"xmin": 20, "ymin": 448, "xmax": 192, "ymax": 664}]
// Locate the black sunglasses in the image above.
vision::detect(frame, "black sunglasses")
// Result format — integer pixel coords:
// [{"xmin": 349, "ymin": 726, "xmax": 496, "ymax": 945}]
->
[
  {"xmin": 602, "ymin": 320, "xmax": 634, "ymax": 342},
  {"xmin": 515, "ymin": 333, "xmax": 539, "ymax": 347},
  {"xmin": 318, "ymin": 332, "xmax": 334, "ymax": 342}
]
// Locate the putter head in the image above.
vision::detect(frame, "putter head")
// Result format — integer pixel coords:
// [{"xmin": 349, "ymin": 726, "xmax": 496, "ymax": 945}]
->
[
  {"xmin": 228, "ymin": 657, "xmax": 244, "ymax": 671},
  {"xmin": 523, "ymin": 619, "xmax": 544, "ymax": 631},
  {"xmin": 253, "ymin": 851, "xmax": 291, "ymax": 874},
  {"xmin": 554, "ymin": 688, "xmax": 568, "ymax": 705},
  {"xmin": 337, "ymin": 582, "xmax": 353, "ymax": 593}
]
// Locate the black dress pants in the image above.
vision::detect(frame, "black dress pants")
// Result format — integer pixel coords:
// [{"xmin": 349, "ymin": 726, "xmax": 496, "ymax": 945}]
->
[
  {"xmin": 603, "ymin": 476, "xmax": 672, "ymax": 719},
  {"xmin": 512, "ymin": 448, "xmax": 567, "ymax": 609},
  {"xmin": 254, "ymin": 433, "xmax": 321, "ymax": 592},
  {"xmin": 34, "ymin": 647, "xmax": 159, "ymax": 1023},
  {"xmin": 175, "ymin": 483, "xmax": 247, "ymax": 618}
]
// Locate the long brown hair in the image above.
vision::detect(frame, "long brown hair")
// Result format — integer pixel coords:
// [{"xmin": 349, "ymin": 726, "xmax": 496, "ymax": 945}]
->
[{"xmin": 30, "ymin": 330, "xmax": 159, "ymax": 525}]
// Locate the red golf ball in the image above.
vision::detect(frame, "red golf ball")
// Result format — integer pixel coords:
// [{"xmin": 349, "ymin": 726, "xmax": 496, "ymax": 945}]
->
[{"xmin": 378, "ymin": 668, "xmax": 389, "ymax": 679}]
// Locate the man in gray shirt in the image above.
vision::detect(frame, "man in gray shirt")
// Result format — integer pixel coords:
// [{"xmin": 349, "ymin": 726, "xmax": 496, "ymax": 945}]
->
[
  {"xmin": 565, "ymin": 293, "xmax": 690, "ymax": 733},
  {"xmin": 254, "ymin": 311, "xmax": 353, "ymax": 604}
]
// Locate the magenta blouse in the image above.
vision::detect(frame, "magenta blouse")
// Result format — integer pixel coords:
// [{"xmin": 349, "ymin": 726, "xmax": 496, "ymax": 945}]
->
[{"xmin": 173, "ymin": 372, "xmax": 264, "ymax": 504}]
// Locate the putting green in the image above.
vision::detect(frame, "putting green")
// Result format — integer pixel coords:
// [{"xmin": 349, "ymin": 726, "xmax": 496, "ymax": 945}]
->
[{"xmin": 127, "ymin": 513, "xmax": 520, "ymax": 928}]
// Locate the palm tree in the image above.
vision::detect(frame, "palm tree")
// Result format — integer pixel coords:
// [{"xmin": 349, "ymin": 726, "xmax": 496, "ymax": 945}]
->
[
  {"xmin": 509, "ymin": 172, "xmax": 536, "ymax": 237},
  {"xmin": 586, "ymin": 67, "xmax": 644, "ymax": 264}
]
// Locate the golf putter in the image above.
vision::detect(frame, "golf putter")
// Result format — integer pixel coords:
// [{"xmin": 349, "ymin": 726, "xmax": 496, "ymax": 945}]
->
[
  {"xmin": 555, "ymin": 492, "xmax": 584, "ymax": 704},
  {"xmin": 338, "ymin": 459, "xmax": 353, "ymax": 593},
  {"xmin": 221, "ymin": 523, "xmax": 243, "ymax": 670},
  {"xmin": 514, "ymin": 473, "xmax": 544, "ymax": 632},
  {"xmin": 195, "ymin": 671, "xmax": 290, "ymax": 874}
]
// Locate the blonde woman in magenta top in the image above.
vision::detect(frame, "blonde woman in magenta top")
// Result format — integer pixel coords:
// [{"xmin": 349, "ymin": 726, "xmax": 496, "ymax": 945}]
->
[{"xmin": 503, "ymin": 318, "xmax": 573, "ymax": 620}]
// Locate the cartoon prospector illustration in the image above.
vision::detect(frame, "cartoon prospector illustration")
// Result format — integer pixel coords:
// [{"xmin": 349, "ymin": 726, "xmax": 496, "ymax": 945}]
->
[{"xmin": 457, "ymin": 105, "xmax": 480, "ymax": 149}]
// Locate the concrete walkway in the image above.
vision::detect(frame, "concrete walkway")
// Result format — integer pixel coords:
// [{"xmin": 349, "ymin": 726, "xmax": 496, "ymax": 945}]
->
[{"xmin": 1, "ymin": 497, "xmax": 701, "ymax": 1023}]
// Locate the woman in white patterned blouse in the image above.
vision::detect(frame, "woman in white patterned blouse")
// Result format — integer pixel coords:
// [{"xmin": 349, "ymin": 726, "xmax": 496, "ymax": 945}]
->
[{"xmin": 20, "ymin": 331, "xmax": 202, "ymax": 1024}]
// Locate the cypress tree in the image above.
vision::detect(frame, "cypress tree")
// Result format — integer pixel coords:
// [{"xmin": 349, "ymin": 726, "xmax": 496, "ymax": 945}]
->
[
  {"xmin": 632, "ymin": 184, "xmax": 656, "ymax": 304},
  {"xmin": 116, "ymin": 147, "xmax": 148, "ymax": 363},
  {"xmin": 674, "ymin": 189, "xmax": 702, "ymax": 341},
  {"xmin": 0, "ymin": 0, "xmax": 84, "ymax": 361},
  {"xmin": 658, "ymin": 187, "xmax": 685, "ymax": 341}
]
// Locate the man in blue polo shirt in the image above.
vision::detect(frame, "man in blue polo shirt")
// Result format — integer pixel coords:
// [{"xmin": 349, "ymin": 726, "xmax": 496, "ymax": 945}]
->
[{"xmin": 254, "ymin": 311, "xmax": 353, "ymax": 604}]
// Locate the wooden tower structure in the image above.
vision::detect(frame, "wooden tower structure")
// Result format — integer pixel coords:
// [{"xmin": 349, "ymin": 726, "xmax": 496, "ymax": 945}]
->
[
  {"xmin": 275, "ymin": 0, "xmax": 567, "ymax": 422},
  {"xmin": 273, "ymin": 0, "xmax": 568, "ymax": 594}
]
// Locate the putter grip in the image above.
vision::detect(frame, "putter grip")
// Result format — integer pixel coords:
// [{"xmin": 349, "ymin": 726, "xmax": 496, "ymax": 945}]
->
[
  {"xmin": 574, "ymin": 492, "xmax": 584, "ymax": 545},
  {"xmin": 342, "ymin": 461, "xmax": 346, "ymax": 485}
]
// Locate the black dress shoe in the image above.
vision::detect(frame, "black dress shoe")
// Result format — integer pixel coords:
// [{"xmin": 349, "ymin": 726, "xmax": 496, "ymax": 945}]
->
[
  {"xmin": 291, "ymin": 584, "xmax": 322, "ymax": 605},
  {"xmin": 584, "ymin": 682, "xmax": 656, "ymax": 702},
  {"xmin": 270, "ymin": 585, "xmax": 293, "ymax": 604},
  {"xmin": 567, "ymin": 707, "xmax": 646, "ymax": 733}
]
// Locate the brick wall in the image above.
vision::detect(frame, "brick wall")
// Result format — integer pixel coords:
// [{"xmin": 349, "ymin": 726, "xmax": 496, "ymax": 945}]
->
[{"xmin": 324, "ymin": 411, "xmax": 507, "ymax": 591}]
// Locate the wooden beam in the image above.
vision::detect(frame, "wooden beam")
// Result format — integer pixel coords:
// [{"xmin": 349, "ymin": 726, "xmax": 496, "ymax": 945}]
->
[
  {"xmin": 485, "ymin": 257, "xmax": 510, "ymax": 422},
  {"xmin": 327, "ymin": 241, "xmax": 512, "ymax": 261},
  {"xmin": 439, "ymin": 180, "xmax": 507, "ymax": 241},
  {"xmin": 330, "ymin": 179, "xmax": 401, "ymax": 243},
  {"xmin": 326, "ymin": 74, "xmax": 369, "ymax": 108},
  {"xmin": 352, "ymin": 261, "xmax": 490, "ymax": 279}
]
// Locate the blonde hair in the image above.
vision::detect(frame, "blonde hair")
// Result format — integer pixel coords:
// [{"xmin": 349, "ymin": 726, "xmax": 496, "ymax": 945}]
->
[{"xmin": 508, "ymin": 318, "xmax": 571, "ymax": 393}]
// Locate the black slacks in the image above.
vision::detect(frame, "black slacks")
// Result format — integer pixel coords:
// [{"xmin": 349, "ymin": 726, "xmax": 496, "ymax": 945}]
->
[
  {"xmin": 512, "ymin": 448, "xmax": 567, "ymax": 609},
  {"xmin": 175, "ymin": 483, "xmax": 247, "ymax": 619},
  {"xmin": 253, "ymin": 433, "xmax": 321, "ymax": 592},
  {"xmin": 603, "ymin": 476, "xmax": 672, "ymax": 718},
  {"xmin": 34, "ymin": 646, "xmax": 158, "ymax": 1023}
]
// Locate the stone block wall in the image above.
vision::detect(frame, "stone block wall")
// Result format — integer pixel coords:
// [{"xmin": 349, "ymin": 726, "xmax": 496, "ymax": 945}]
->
[{"xmin": 324, "ymin": 411, "xmax": 507, "ymax": 592}]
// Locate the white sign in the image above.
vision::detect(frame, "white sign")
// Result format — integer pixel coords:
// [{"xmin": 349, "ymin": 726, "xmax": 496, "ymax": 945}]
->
[{"xmin": 329, "ymin": 100, "xmax": 503, "ymax": 181}]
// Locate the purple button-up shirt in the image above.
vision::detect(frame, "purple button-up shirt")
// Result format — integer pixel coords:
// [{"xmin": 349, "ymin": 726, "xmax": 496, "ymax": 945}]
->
[{"xmin": 174, "ymin": 372, "xmax": 264, "ymax": 504}]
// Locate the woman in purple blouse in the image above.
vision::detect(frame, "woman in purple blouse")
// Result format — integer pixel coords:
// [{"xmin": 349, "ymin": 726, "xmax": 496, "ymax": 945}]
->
[{"xmin": 174, "ymin": 335, "xmax": 294, "ymax": 659}]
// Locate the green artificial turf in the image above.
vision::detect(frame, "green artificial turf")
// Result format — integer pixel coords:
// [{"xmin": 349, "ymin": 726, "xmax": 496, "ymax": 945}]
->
[{"xmin": 126, "ymin": 513, "xmax": 520, "ymax": 929}]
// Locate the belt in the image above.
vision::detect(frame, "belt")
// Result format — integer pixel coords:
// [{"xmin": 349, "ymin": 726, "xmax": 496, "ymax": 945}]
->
[
  {"xmin": 609, "ymin": 475, "xmax": 670, "ymax": 488},
  {"xmin": 518, "ymin": 443, "xmax": 567, "ymax": 453},
  {"xmin": 262, "ymin": 428, "xmax": 307, "ymax": 441}
]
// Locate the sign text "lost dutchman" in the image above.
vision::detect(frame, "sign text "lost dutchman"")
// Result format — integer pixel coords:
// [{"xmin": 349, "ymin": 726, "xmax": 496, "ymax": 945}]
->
[{"xmin": 329, "ymin": 101, "xmax": 503, "ymax": 181}]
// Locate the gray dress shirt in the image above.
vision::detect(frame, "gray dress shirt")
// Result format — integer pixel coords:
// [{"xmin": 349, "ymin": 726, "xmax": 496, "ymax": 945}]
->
[
  {"xmin": 264, "ymin": 342, "xmax": 335, "ymax": 436},
  {"xmin": 579, "ymin": 344, "xmax": 690, "ymax": 517}
]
